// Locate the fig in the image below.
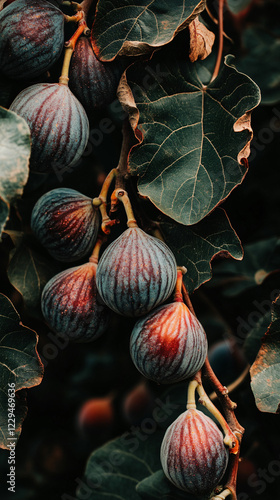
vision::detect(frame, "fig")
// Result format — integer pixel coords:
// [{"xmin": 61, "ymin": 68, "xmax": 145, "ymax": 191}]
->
[
  {"xmin": 0, "ymin": 0, "xmax": 64, "ymax": 80},
  {"xmin": 31, "ymin": 188, "xmax": 99, "ymax": 262},
  {"xmin": 10, "ymin": 83, "xmax": 89, "ymax": 173},
  {"xmin": 41, "ymin": 262, "xmax": 109, "ymax": 342},
  {"xmin": 69, "ymin": 37, "xmax": 123, "ymax": 114},
  {"xmin": 130, "ymin": 302, "xmax": 207, "ymax": 384},
  {"xmin": 96, "ymin": 227, "xmax": 177, "ymax": 317},
  {"xmin": 161, "ymin": 408, "xmax": 229, "ymax": 495}
]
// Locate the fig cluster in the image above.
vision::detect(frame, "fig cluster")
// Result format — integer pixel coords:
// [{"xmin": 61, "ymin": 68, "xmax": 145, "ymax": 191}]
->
[{"xmin": 3, "ymin": 0, "xmax": 124, "ymax": 175}]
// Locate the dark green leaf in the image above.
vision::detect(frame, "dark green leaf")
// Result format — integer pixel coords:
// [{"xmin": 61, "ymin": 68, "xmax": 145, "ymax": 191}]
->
[
  {"xmin": 0, "ymin": 294, "xmax": 43, "ymax": 449},
  {"xmin": 160, "ymin": 208, "xmax": 242, "ymax": 293},
  {"xmin": 78, "ymin": 430, "xmax": 164, "ymax": 499},
  {"xmin": 250, "ymin": 295, "xmax": 280, "ymax": 413},
  {"xmin": 92, "ymin": 0, "xmax": 206, "ymax": 61},
  {"xmin": 0, "ymin": 107, "xmax": 31, "ymax": 236},
  {"xmin": 7, "ymin": 234, "xmax": 61, "ymax": 320},
  {"xmin": 120, "ymin": 54, "xmax": 260, "ymax": 225},
  {"xmin": 209, "ymin": 237, "xmax": 280, "ymax": 297},
  {"xmin": 236, "ymin": 26, "xmax": 280, "ymax": 105}
]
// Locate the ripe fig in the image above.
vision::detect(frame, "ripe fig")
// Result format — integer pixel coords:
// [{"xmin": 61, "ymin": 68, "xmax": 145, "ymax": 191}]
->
[
  {"xmin": 31, "ymin": 188, "xmax": 100, "ymax": 262},
  {"xmin": 96, "ymin": 227, "xmax": 177, "ymax": 317},
  {"xmin": 10, "ymin": 83, "xmax": 89, "ymax": 173},
  {"xmin": 41, "ymin": 262, "xmax": 109, "ymax": 342},
  {"xmin": 0, "ymin": 0, "xmax": 64, "ymax": 80},
  {"xmin": 130, "ymin": 302, "xmax": 207, "ymax": 384},
  {"xmin": 69, "ymin": 37, "xmax": 123, "ymax": 114},
  {"xmin": 161, "ymin": 408, "xmax": 229, "ymax": 495}
]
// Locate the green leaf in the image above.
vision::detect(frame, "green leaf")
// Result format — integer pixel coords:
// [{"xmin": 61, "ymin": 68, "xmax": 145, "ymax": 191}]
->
[
  {"xmin": 250, "ymin": 295, "xmax": 280, "ymax": 413},
  {"xmin": 236, "ymin": 26, "xmax": 280, "ymax": 105},
  {"xmin": 0, "ymin": 107, "xmax": 31, "ymax": 236},
  {"xmin": 120, "ymin": 54, "xmax": 261, "ymax": 225},
  {"xmin": 159, "ymin": 208, "xmax": 243, "ymax": 293},
  {"xmin": 92, "ymin": 0, "xmax": 206, "ymax": 60},
  {"xmin": 137, "ymin": 470, "xmax": 192, "ymax": 499},
  {"xmin": 0, "ymin": 294, "xmax": 43, "ymax": 449},
  {"xmin": 78, "ymin": 430, "xmax": 164, "ymax": 500},
  {"xmin": 209, "ymin": 237, "xmax": 280, "ymax": 297},
  {"xmin": 7, "ymin": 234, "xmax": 61, "ymax": 320}
]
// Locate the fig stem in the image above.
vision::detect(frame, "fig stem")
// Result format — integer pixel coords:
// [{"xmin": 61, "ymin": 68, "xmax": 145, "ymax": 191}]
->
[
  {"xmin": 64, "ymin": 12, "xmax": 83, "ymax": 22},
  {"xmin": 174, "ymin": 269, "xmax": 186, "ymax": 303},
  {"xmin": 186, "ymin": 380, "xmax": 198, "ymax": 409},
  {"xmin": 92, "ymin": 169, "xmax": 119, "ymax": 234},
  {"xmin": 89, "ymin": 235, "xmax": 105, "ymax": 264},
  {"xmin": 113, "ymin": 189, "xmax": 138, "ymax": 228},
  {"xmin": 211, "ymin": 489, "xmax": 231, "ymax": 500},
  {"xmin": 211, "ymin": 0, "xmax": 225, "ymax": 82},
  {"xmin": 196, "ymin": 384, "xmax": 238, "ymax": 452},
  {"xmin": 59, "ymin": 22, "xmax": 86, "ymax": 85}
]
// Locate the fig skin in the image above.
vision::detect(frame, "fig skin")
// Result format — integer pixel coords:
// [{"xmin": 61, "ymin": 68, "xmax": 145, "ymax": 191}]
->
[
  {"xmin": 130, "ymin": 302, "xmax": 207, "ymax": 384},
  {"xmin": 96, "ymin": 227, "xmax": 177, "ymax": 317},
  {"xmin": 41, "ymin": 262, "xmax": 109, "ymax": 342},
  {"xmin": 161, "ymin": 408, "xmax": 229, "ymax": 495},
  {"xmin": 0, "ymin": 0, "xmax": 64, "ymax": 80},
  {"xmin": 31, "ymin": 188, "xmax": 100, "ymax": 262},
  {"xmin": 10, "ymin": 83, "xmax": 89, "ymax": 173},
  {"xmin": 69, "ymin": 37, "xmax": 123, "ymax": 114}
]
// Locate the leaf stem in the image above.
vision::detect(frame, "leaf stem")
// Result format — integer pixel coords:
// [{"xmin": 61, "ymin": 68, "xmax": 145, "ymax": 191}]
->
[
  {"xmin": 211, "ymin": 0, "xmax": 225, "ymax": 82},
  {"xmin": 113, "ymin": 189, "xmax": 138, "ymax": 228}
]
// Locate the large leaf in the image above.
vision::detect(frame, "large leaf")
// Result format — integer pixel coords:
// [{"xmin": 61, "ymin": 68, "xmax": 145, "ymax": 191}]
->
[
  {"xmin": 159, "ymin": 208, "xmax": 242, "ymax": 293},
  {"xmin": 244, "ymin": 311, "xmax": 271, "ymax": 365},
  {"xmin": 209, "ymin": 237, "xmax": 280, "ymax": 297},
  {"xmin": 0, "ymin": 294, "xmax": 43, "ymax": 449},
  {"xmin": 250, "ymin": 295, "xmax": 280, "ymax": 413},
  {"xmin": 236, "ymin": 26, "xmax": 280, "ymax": 105},
  {"xmin": 0, "ymin": 107, "xmax": 31, "ymax": 235},
  {"xmin": 6, "ymin": 233, "xmax": 61, "ymax": 320},
  {"xmin": 77, "ymin": 430, "xmax": 164, "ymax": 500},
  {"xmin": 92, "ymin": 0, "xmax": 206, "ymax": 60},
  {"xmin": 119, "ymin": 54, "xmax": 261, "ymax": 225}
]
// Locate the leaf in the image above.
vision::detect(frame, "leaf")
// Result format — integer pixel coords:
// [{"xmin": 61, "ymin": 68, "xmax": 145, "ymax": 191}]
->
[
  {"xmin": 244, "ymin": 311, "xmax": 271, "ymax": 365},
  {"xmin": 189, "ymin": 17, "xmax": 215, "ymax": 63},
  {"xmin": 209, "ymin": 237, "xmax": 280, "ymax": 297},
  {"xmin": 236, "ymin": 26, "xmax": 280, "ymax": 105},
  {"xmin": 7, "ymin": 234, "xmax": 61, "ymax": 320},
  {"xmin": 0, "ymin": 294, "xmax": 43, "ymax": 449},
  {"xmin": 0, "ymin": 107, "xmax": 31, "ymax": 236},
  {"xmin": 78, "ymin": 430, "xmax": 164, "ymax": 499},
  {"xmin": 91, "ymin": 0, "xmax": 206, "ymax": 61},
  {"xmin": 119, "ymin": 54, "xmax": 261, "ymax": 225},
  {"xmin": 226, "ymin": 0, "xmax": 252, "ymax": 14},
  {"xmin": 159, "ymin": 208, "xmax": 242, "ymax": 293},
  {"xmin": 250, "ymin": 295, "xmax": 280, "ymax": 413},
  {"xmin": 137, "ymin": 470, "xmax": 192, "ymax": 499}
]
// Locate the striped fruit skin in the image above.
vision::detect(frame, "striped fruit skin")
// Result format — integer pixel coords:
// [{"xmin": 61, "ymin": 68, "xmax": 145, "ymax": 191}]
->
[
  {"xmin": 69, "ymin": 37, "xmax": 123, "ymax": 114},
  {"xmin": 161, "ymin": 409, "xmax": 229, "ymax": 495},
  {"xmin": 10, "ymin": 83, "xmax": 89, "ymax": 173},
  {"xmin": 130, "ymin": 302, "xmax": 207, "ymax": 384},
  {"xmin": 0, "ymin": 0, "xmax": 64, "ymax": 79},
  {"xmin": 31, "ymin": 188, "xmax": 99, "ymax": 262},
  {"xmin": 96, "ymin": 228, "xmax": 177, "ymax": 317},
  {"xmin": 41, "ymin": 262, "xmax": 109, "ymax": 342}
]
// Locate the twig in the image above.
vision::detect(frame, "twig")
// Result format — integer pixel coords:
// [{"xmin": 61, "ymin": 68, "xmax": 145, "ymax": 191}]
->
[
  {"xmin": 210, "ymin": 365, "xmax": 250, "ymax": 402},
  {"xmin": 182, "ymin": 283, "xmax": 196, "ymax": 316},
  {"xmin": 80, "ymin": 0, "xmax": 95, "ymax": 17},
  {"xmin": 211, "ymin": 0, "xmax": 225, "ymax": 82}
]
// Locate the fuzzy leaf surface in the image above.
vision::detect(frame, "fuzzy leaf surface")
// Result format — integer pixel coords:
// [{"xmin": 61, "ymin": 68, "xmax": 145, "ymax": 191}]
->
[
  {"xmin": 119, "ymin": 54, "xmax": 261, "ymax": 225},
  {"xmin": 92, "ymin": 0, "xmax": 206, "ymax": 60}
]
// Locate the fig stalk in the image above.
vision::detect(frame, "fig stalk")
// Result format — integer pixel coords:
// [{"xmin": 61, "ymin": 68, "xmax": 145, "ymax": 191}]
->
[{"xmin": 59, "ymin": 22, "xmax": 87, "ymax": 85}]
